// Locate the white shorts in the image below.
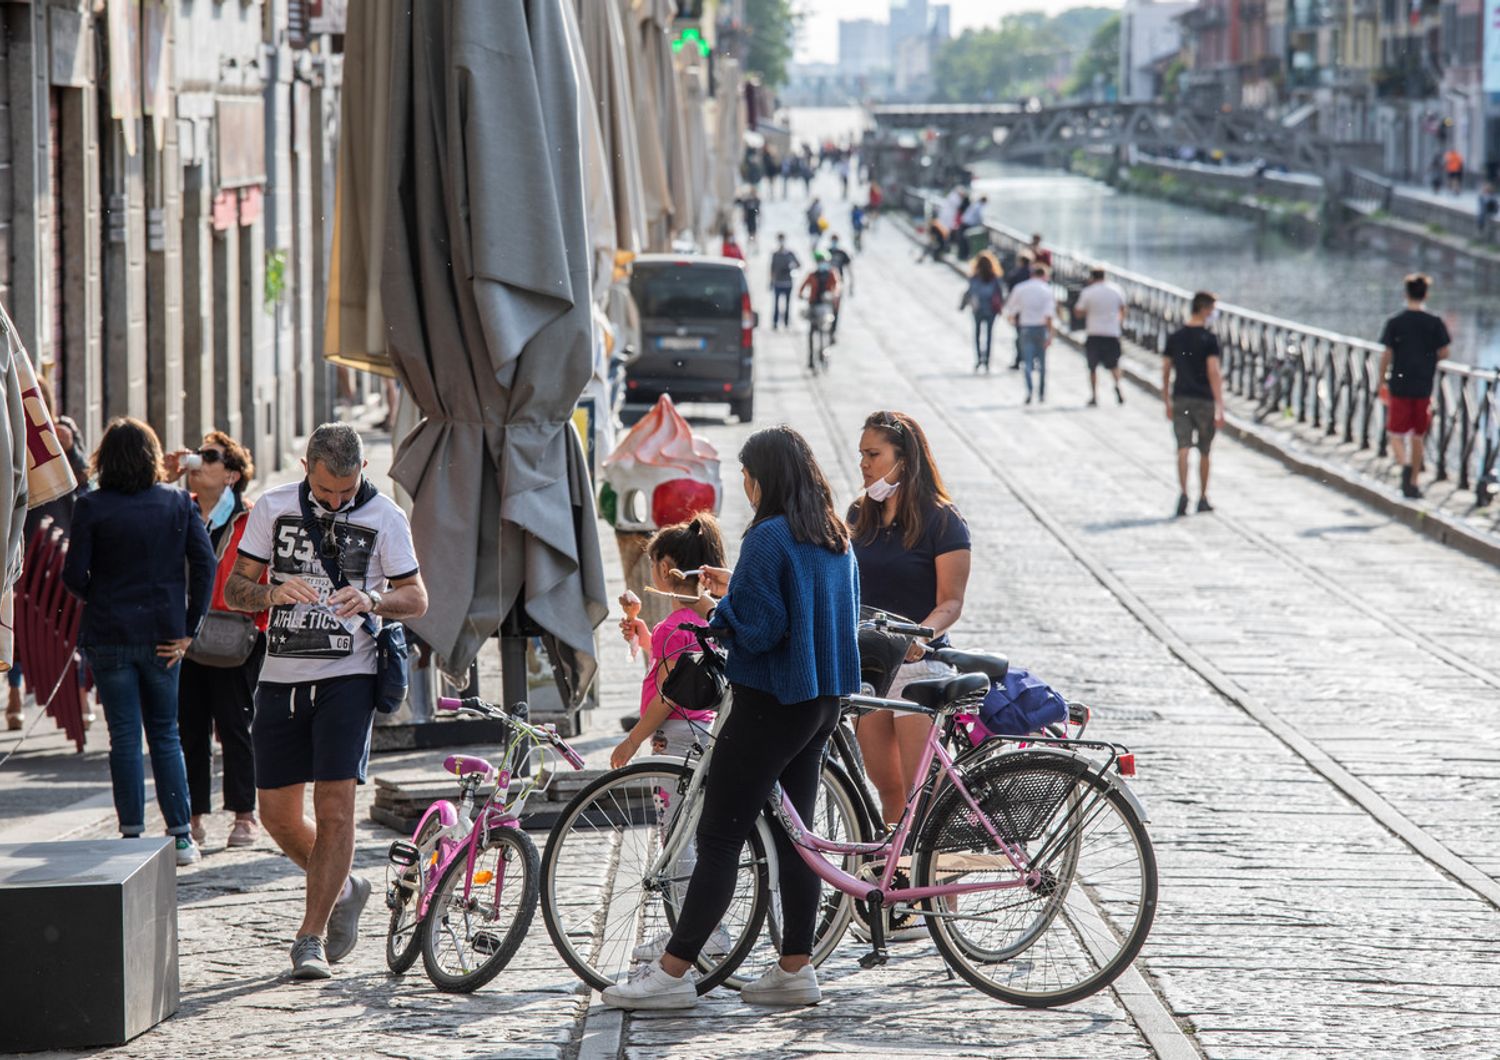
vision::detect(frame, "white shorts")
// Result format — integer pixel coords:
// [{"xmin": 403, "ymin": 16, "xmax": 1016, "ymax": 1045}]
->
[{"xmin": 887, "ymin": 656, "xmax": 958, "ymax": 702}]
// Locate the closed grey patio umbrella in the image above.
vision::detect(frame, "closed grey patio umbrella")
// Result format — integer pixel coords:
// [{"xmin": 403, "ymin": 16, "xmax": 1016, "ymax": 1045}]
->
[
  {"xmin": 374, "ymin": 0, "xmax": 607, "ymax": 703},
  {"xmin": 579, "ymin": 0, "xmax": 646, "ymax": 257}
]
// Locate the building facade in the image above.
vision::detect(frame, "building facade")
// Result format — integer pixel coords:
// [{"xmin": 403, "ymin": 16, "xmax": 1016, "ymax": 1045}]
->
[
  {"xmin": 0, "ymin": 0, "xmax": 346, "ymax": 473},
  {"xmin": 1120, "ymin": 0, "xmax": 1196, "ymax": 101}
]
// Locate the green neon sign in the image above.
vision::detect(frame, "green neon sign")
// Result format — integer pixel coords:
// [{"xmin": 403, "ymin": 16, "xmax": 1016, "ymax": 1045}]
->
[{"xmin": 672, "ymin": 27, "xmax": 711, "ymax": 57}]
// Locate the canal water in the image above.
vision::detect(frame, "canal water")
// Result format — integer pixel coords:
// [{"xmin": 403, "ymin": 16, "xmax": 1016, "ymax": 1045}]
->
[
  {"xmin": 782, "ymin": 107, "xmax": 1497, "ymax": 368},
  {"xmin": 970, "ymin": 164, "xmax": 1499, "ymax": 369}
]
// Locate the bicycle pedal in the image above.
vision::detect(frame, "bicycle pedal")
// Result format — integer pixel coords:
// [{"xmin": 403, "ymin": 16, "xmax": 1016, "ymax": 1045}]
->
[
  {"xmin": 858, "ymin": 947, "xmax": 889, "ymax": 969},
  {"xmin": 471, "ymin": 932, "xmax": 502, "ymax": 955},
  {"xmin": 388, "ymin": 840, "xmax": 420, "ymax": 867}
]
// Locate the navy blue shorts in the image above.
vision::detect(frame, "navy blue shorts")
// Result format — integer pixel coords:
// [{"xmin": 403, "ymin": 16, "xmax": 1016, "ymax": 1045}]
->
[{"xmin": 252, "ymin": 674, "xmax": 376, "ymax": 789}]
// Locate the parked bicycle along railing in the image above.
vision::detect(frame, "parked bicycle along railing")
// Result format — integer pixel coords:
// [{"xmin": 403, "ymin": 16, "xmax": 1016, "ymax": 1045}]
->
[{"xmin": 901, "ymin": 188, "xmax": 1500, "ymax": 502}]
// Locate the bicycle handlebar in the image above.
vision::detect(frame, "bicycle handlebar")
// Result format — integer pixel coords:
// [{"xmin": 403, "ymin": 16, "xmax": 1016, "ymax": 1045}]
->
[{"xmin": 436, "ymin": 696, "xmax": 586, "ymax": 770}]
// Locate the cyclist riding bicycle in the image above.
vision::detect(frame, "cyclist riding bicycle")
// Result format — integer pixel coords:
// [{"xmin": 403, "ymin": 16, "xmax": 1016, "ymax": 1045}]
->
[{"xmin": 799, "ymin": 253, "xmax": 842, "ymax": 342}]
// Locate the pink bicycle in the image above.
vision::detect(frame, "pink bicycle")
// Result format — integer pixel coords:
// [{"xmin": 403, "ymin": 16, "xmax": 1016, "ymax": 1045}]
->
[
  {"xmin": 384, "ymin": 695, "xmax": 585, "ymax": 992},
  {"xmin": 544, "ymin": 621, "xmax": 1156, "ymax": 1008}
]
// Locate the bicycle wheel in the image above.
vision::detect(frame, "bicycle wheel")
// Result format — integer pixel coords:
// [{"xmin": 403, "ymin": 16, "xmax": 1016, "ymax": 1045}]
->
[
  {"xmin": 420, "ymin": 827, "xmax": 540, "ymax": 993},
  {"xmin": 807, "ymin": 326, "xmax": 819, "ymax": 374},
  {"xmin": 539, "ymin": 762, "xmax": 770, "ymax": 994},
  {"xmin": 386, "ymin": 813, "xmax": 445, "ymax": 974},
  {"xmin": 752, "ymin": 757, "xmax": 867, "ymax": 982},
  {"xmin": 912, "ymin": 751, "xmax": 1156, "ymax": 1008}
]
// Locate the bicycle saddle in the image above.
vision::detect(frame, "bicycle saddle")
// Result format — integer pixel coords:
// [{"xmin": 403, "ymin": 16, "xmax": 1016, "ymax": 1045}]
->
[
  {"xmin": 445, "ymin": 754, "xmax": 495, "ymax": 781},
  {"xmin": 930, "ymin": 648, "xmax": 1008, "ymax": 682},
  {"xmin": 901, "ymin": 672, "xmax": 989, "ymax": 711}
]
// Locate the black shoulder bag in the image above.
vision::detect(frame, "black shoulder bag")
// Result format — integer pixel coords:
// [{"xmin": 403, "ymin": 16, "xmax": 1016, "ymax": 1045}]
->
[{"xmin": 298, "ymin": 487, "xmax": 408, "ymax": 714}]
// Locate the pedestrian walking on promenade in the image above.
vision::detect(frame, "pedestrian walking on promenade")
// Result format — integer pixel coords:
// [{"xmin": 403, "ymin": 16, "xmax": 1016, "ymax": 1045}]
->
[
  {"xmin": 769, "ymin": 233, "xmax": 800, "ymax": 330},
  {"xmin": 956, "ymin": 195, "xmax": 987, "ymax": 259},
  {"xmin": 165, "ymin": 431, "xmax": 267, "ymax": 851},
  {"xmin": 806, "ymin": 196, "xmax": 825, "ymax": 252},
  {"xmin": 1162, "ymin": 291, "xmax": 1225, "ymax": 516},
  {"xmin": 848, "ymin": 411, "xmax": 970, "ymax": 829},
  {"xmin": 799, "ymin": 156, "xmax": 813, "ymax": 196},
  {"xmin": 737, "ymin": 188, "xmax": 761, "ymax": 248},
  {"xmin": 1003, "ymin": 264, "xmax": 1055, "ymax": 403},
  {"xmin": 959, "ymin": 252, "xmax": 1004, "ymax": 372},
  {"xmin": 1477, "ymin": 183, "xmax": 1497, "ymax": 237},
  {"xmin": 62, "ymin": 418, "xmax": 216, "ymax": 865},
  {"xmin": 1377, "ymin": 273, "xmax": 1451, "ymax": 499},
  {"xmin": 1074, "ymin": 267, "xmax": 1127, "ymax": 405},
  {"xmin": 224, "ymin": 423, "xmax": 428, "ymax": 980},
  {"xmin": 1444, "ymin": 148, "xmax": 1465, "ymax": 194},
  {"xmin": 1003, "ymin": 252, "xmax": 1035, "ymax": 370},
  {"xmin": 601, "ymin": 426, "xmax": 859, "ymax": 1011}
]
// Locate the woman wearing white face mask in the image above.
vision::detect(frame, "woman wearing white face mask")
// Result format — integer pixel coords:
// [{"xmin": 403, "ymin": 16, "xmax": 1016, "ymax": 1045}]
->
[
  {"xmin": 848, "ymin": 411, "xmax": 972, "ymax": 830},
  {"xmin": 164, "ymin": 432, "xmax": 270, "ymax": 851}
]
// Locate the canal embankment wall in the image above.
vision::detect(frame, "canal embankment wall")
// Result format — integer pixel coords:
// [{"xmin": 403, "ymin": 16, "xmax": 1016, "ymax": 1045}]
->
[{"xmin": 1067, "ymin": 154, "xmax": 1500, "ymax": 288}]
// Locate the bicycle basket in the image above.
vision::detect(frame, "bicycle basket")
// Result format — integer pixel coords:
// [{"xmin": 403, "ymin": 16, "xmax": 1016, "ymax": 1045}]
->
[{"xmin": 927, "ymin": 762, "xmax": 1081, "ymax": 851}]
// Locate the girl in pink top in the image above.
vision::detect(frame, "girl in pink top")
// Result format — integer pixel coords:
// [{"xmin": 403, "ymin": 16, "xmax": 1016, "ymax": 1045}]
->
[{"xmin": 613, "ymin": 515, "xmax": 726, "ymax": 769}]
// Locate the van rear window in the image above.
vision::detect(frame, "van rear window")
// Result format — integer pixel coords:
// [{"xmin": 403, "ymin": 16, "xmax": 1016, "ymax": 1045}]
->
[{"xmin": 632, "ymin": 268, "xmax": 742, "ymax": 319}]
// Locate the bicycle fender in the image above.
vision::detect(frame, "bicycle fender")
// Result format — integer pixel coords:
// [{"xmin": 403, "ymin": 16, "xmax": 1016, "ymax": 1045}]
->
[
  {"xmin": 754, "ymin": 814, "xmax": 780, "ymax": 887},
  {"xmin": 979, "ymin": 746, "xmax": 1151, "ymax": 824},
  {"xmin": 414, "ymin": 799, "xmax": 460, "ymax": 835}
]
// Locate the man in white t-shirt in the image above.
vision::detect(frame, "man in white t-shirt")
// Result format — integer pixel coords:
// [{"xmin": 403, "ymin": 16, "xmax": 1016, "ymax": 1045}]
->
[
  {"xmin": 225, "ymin": 423, "xmax": 427, "ymax": 980},
  {"xmin": 1073, "ymin": 268, "xmax": 1128, "ymax": 406},
  {"xmin": 1002, "ymin": 264, "xmax": 1055, "ymax": 404}
]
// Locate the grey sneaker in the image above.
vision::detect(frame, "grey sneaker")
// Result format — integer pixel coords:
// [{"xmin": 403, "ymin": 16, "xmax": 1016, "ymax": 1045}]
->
[
  {"xmin": 325, "ymin": 876, "xmax": 371, "ymax": 964},
  {"xmin": 290, "ymin": 936, "xmax": 331, "ymax": 980}
]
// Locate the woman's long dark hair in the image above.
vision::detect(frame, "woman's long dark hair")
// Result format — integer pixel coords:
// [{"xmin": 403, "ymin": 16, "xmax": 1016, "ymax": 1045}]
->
[
  {"xmin": 91, "ymin": 417, "xmax": 165, "ymax": 495},
  {"xmin": 971, "ymin": 251, "xmax": 999, "ymax": 282},
  {"xmin": 740, "ymin": 427, "xmax": 849, "ymax": 554},
  {"xmin": 850, "ymin": 410, "xmax": 955, "ymax": 549}
]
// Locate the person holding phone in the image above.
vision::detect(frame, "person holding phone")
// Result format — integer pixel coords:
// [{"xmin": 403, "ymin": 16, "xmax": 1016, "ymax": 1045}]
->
[{"xmin": 602, "ymin": 426, "xmax": 860, "ymax": 1011}]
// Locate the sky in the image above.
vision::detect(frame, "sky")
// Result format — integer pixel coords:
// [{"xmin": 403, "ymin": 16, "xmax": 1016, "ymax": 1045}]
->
[{"xmin": 793, "ymin": 0, "xmax": 1124, "ymax": 64}]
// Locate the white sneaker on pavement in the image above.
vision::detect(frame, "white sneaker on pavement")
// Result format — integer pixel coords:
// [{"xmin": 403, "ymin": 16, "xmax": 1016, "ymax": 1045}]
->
[
  {"xmin": 631, "ymin": 925, "xmax": 732, "ymax": 963},
  {"xmin": 741, "ymin": 962, "xmax": 821, "ymax": 1007},
  {"xmin": 600, "ymin": 960, "xmax": 699, "ymax": 1011}
]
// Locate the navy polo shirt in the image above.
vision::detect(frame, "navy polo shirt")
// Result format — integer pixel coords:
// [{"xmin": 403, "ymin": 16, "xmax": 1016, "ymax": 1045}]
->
[{"xmin": 850, "ymin": 499, "xmax": 971, "ymax": 641}]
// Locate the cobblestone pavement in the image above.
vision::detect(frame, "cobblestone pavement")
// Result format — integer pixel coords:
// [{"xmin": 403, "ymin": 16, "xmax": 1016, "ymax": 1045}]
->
[{"xmin": 9, "ymin": 172, "xmax": 1500, "ymax": 1059}]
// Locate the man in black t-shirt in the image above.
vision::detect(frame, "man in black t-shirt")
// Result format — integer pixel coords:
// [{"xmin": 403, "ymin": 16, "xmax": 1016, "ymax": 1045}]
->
[
  {"xmin": 769, "ymin": 234, "xmax": 801, "ymax": 330},
  {"xmin": 1161, "ymin": 291, "xmax": 1225, "ymax": 517},
  {"xmin": 1377, "ymin": 273, "xmax": 1451, "ymax": 499}
]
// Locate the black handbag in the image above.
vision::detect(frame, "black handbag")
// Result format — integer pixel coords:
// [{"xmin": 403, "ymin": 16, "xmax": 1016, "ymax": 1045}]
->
[
  {"xmin": 659, "ymin": 641, "xmax": 727, "ymax": 712},
  {"xmin": 298, "ymin": 488, "xmax": 408, "ymax": 714},
  {"xmin": 185, "ymin": 514, "xmax": 258, "ymax": 668}
]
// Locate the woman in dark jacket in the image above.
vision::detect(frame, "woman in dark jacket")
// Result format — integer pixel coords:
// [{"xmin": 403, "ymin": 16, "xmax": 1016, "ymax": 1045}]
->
[
  {"xmin": 63, "ymin": 418, "xmax": 215, "ymax": 865},
  {"xmin": 166, "ymin": 431, "xmax": 268, "ymax": 851},
  {"xmin": 960, "ymin": 251, "xmax": 1004, "ymax": 373},
  {"xmin": 602, "ymin": 426, "xmax": 860, "ymax": 1013}
]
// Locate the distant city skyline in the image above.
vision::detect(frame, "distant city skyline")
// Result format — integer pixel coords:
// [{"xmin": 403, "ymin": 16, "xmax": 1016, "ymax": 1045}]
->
[{"xmin": 793, "ymin": 0, "xmax": 1125, "ymax": 65}]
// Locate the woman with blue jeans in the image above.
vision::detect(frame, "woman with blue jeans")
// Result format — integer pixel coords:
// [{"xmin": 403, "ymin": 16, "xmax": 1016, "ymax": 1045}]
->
[
  {"xmin": 63, "ymin": 418, "xmax": 216, "ymax": 865},
  {"xmin": 959, "ymin": 252, "xmax": 1004, "ymax": 373}
]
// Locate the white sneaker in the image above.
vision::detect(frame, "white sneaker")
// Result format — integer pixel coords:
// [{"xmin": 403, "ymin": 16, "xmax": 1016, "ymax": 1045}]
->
[
  {"xmin": 174, "ymin": 836, "xmax": 202, "ymax": 867},
  {"xmin": 600, "ymin": 960, "xmax": 699, "ymax": 1011},
  {"xmin": 631, "ymin": 925, "xmax": 733, "ymax": 963},
  {"xmin": 741, "ymin": 963, "xmax": 821, "ymax": 1006}
]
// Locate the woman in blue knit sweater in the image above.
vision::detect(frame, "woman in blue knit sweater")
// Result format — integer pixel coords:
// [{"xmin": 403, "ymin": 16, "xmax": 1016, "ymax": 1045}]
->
[{"xmin": 603, "ymin": 426, "xmax": 860, "ymax": 1012}]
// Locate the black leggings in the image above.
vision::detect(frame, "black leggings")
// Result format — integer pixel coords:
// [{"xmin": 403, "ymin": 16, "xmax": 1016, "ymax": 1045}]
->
[
  {"xmin": 665, "ymin": 685, "xmax": 841, "ymax": 964},
  {"xmin": 177, "ymin": 638, "xmax": 263, "ymax": 815}
]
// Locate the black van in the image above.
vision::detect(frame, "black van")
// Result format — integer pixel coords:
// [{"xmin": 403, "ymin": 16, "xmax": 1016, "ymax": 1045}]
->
[{"xmin": 625, "ymin": 255, "xmax": 757, "ymax": 422}]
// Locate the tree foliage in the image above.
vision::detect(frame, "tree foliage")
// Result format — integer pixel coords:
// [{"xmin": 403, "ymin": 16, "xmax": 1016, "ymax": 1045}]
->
[
  {"xmin": 744, "ymin": 0, "xmax": 799, "ymax": 90},
  {"xmin": 1065, "ymin": 14, "xmax": 1121, "ymax": 98},
  {"xmin": 931, "ymin": 8, "xmax": 1115, "ymax": 103}
]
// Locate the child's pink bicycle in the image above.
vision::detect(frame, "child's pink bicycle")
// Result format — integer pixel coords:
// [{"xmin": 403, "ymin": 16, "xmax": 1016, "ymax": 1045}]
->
[{"xmin": 384, "ymin": 695, "xmax": 585, "ymax": 992}]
